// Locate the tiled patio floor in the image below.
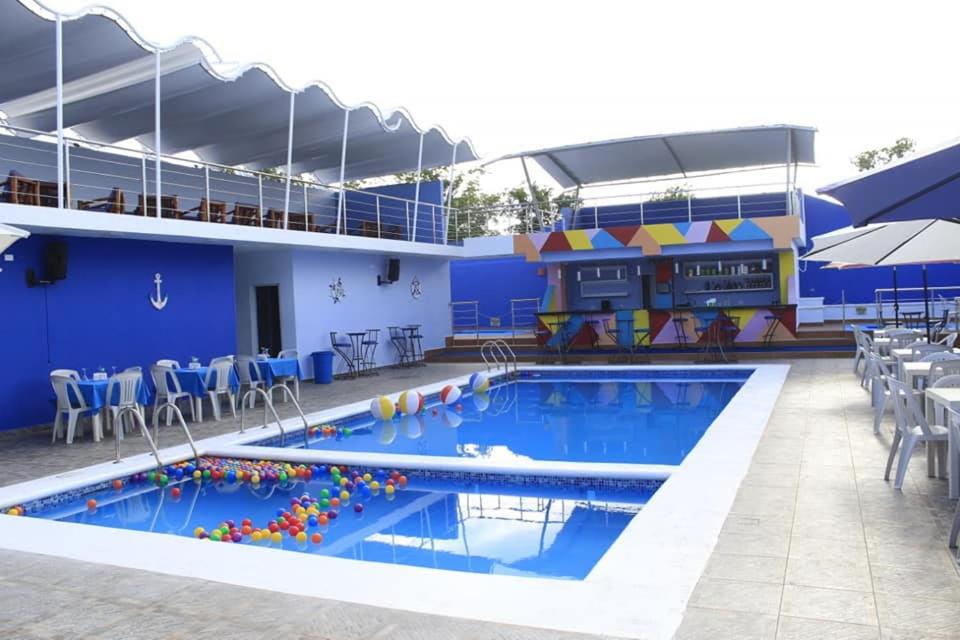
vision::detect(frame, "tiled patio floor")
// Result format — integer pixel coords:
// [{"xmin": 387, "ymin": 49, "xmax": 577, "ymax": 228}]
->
[
  {"xmin": 2, "ymin": 359, "xmax": 958, "ymax": 638},
  {"xmin": 676, "ymin": 358, "xmax": 960, "ymax": 639}
]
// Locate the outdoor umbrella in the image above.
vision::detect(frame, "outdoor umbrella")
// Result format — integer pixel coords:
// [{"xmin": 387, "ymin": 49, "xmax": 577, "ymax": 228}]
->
[
  {"xmin": 0, "ymin": 222, "xmax": 29, "ymax": 254},
  {"xmin": 819, "ymin": 137, "xmax": 960, "ymax": 227},
  {"xmin": 801, "ymin": 219, "xmax": 960, "ymax": 339}
]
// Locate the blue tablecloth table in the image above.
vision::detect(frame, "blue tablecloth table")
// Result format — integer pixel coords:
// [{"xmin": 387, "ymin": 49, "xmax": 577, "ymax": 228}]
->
[
  {"xmin": 255, "ymin": 358, "xmax": 302, "ymax": 387},
  {"xmin": 172, "ymin": 366, "xmax": 240, "ymax": 421}
]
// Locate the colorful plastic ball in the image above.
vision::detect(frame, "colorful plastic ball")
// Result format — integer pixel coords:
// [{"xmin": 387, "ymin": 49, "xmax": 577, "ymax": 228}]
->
[
  {"xmin": 327, "ymin": 510, "xmax": 338, "ymax": 520},
  {"xmin": 385, "ymin": 484, "xmax": 396, "ymax": 495},
  {"xmin": 339, "ymin": 477, "xmax": 348, "ymax": 487},
  {"xmin": 6, "ymin": 507, "xmax": 21, "ymax": 516},
  {"xmin": 202, "ymin": 469, "xmax": 211, "ymax": 480},
  {"xmin": 193, "ymin": 470, "xmax": 202, "ymax": 481},
  {"xmin": 370, "ymin": 395, "xmax": 396, "ymax": 421},
  {"xmin": 158, "ymin": 474, "xmax": 169, "ymax": 487},
  {"xmin": 469, "ymin": 372, "xmax": 490, "ymax": 393},
  {"xmin": 308, "ymin": 515, "xmax": 318, "ymax": 527},
  {"xmin": 171, "ymin": 487, "xmax": 181, "ymax": 499},
  {"xmin": 369, "ymin": 481, "xmax": 380, "ymax": 491},
  {"xmin": 241, "ymin": 525, "xmax": 252, "ymax": 536},
  {"xmin": 242, "ymin": 518, "xmax": 252, "ymax": 527},
  {"xmin": 86, "ymin": 499, "xmax": 97, "ymax": 510},
  {"xmin": 251, "ymin": 530, "xmax": 262, "ymax": 543},
  {"xmin": 210, "ymin": 531, "xmax": 222, "ymax": 541},
  {"xmin": 398, "ymin": 390, "xmax": 424, "ymax": 416},
  {"xmin": 288, "ymin": 526, "xmax": 300, "ymax": 537},
  {"xmin": 112, "ymin": 479, "xmax": 123, "ymax": 491},
  {"xmin": 296, "ymin": 531, "xmax": 307, "ymax": 544},
  {"xmin": 398, "ymin": 475, "xmax": 408, "ymax": 487},
  {"xmin": 362, "ymin": 473, "xmax": 372, "ymax": 483},
  {"xmin": 311, "ymin": 533, "xmax": 323, "ymax": 544},
  {"xmin": 319, "ymin": 498, "xmax": 330, "ymax": 508},
  {"xmin": 454, "ymin": 403, "xmax": 463, "ymax": 412},
  {"xmin": 278, "ymin": 472, "xmax": 288, "ymax": 483},
  {"xmin": 353, "ymin": 503, "xmax": 364, "ymax": 513},
  {"xmin": 279, "ymin": 520, "xmax": 290, "ymax": 530},
  {"xmin": 270, "ymin": 531, "xmax": 283, "ymax": 544},
  {"xmin": 318, "ymin": 514, "xmax": 329, "ymax": 526},
  {"xmin": 440, "ymin": 384, "xmax": 462, "ymax": 405},
  {"xmin": 268, "ymin": 522, "xmax": 279, "ymax": 533},
  {"xmin": 320, "ymin": 488, "xmax": 330, "ymax": 498},
  {"xmin": 193, "ymin": 527, "xmax": 205, "ymax": 538},
  {"xmin": 230, "ymin": 532, "xmax": 242, "ymax": 543},
  {"xmin": 339, "ymin": 490, "xmax": 350, "ymax": 502},
  {"xmin": 330, "ymin": 498, "xmax": 340, "ymax": 508}
]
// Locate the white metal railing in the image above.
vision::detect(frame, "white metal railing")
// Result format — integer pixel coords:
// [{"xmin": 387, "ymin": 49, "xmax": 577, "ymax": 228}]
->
[
  {"xmin": 874, "ymin": 287, "xmax": 960, "ymax": 329},
  {"xmin": 0, "ymin": 124, "xmax": 456, "ymax": 246},
  {"xmin": 510, "ymin": 297, "xmax": 540, "ymax": 339},
  {"xmin": 480, "ymin": 339, "xmax": 518, "ymax": 377},
  {"xmin": 451, "ymin": 300, "xmax": 480, "ymax": 340}
]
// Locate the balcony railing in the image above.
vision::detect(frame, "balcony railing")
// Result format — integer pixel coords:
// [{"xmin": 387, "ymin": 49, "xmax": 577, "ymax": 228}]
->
[{"xmin": 0, "ymin": 125, "xmax": 454, "ymax": 245}]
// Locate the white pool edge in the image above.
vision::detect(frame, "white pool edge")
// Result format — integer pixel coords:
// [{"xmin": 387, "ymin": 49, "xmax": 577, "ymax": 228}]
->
[{"xmin": 0, "ymin": 363, "xmax": 788, "ymax": 640}]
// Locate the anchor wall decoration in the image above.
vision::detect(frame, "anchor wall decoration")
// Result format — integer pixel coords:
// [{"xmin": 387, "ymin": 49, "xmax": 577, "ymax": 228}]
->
[{"xmin": 150, "ymin": 273, "xmax": 168, "ymax": 310}]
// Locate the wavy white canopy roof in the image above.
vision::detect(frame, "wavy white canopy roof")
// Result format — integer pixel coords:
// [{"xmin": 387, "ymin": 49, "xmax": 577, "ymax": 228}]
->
[
  {"xmin": 492, "ymin": 125, "xmax": 816, "ymax": 189},
  {"xmin": 0, "ymin": 0, "xmax": 479, "ymax": 182}
]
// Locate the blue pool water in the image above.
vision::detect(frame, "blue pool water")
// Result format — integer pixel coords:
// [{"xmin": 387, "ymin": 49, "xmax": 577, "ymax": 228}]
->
[
  {"xmin": 255, "ymin": 372, "xmax": 748, "ymax": 466},
  {"xmin": 33, "ymin": 469, "xmax": 652, "ymax": 580}
]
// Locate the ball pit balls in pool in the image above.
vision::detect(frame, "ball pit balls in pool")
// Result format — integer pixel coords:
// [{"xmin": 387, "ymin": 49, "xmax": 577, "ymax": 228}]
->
[
  {"xmin": 469, "ymin": 372, "xmax": 490, "ymax": 393},
  {"xmin": 397, "ymin": 390, "xmax": 424, "ymax": 415},
  {"xmin": 439, "ymin": 384, "xmax": 461, "ymax": 405},
  {"xmin": 370, "ymin": 395, "xmax": 395, "ymax": 421}
]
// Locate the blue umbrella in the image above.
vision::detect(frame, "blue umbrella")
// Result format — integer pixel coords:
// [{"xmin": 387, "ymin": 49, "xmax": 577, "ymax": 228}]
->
[{"xmin": 819, "ymin": 138, "xmax": 960, "ymax": 227}]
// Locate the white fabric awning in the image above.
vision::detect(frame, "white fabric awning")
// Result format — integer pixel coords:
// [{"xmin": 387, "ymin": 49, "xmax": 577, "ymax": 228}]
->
[
  {"xmin": 0, "ymin": 0, "xmax": 478, "ymax": 182},
  {"xmin": 0, "ymin": 222, "xmax": 29, "ymax": 254},
  {"xmin": 492, "ymin": 124, "xmax": 816, "ymax": 189}
]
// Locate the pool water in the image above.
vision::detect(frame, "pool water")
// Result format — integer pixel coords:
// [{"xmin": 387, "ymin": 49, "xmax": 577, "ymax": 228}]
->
[
  {"xmin": 260, "ymin": 374, "xmax": 747, "ymax": 466},
  {"xmin": 32, "ymin": 462, "xmax": 651, "ymax": 580}
]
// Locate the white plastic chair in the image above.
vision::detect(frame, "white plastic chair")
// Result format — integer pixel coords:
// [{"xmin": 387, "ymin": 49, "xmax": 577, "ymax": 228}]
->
[
  {"xmin": 884, "ymin": 376, "xmax": 948, "ymax": 490},
  {"xmin": 151, "ymin": 364, "xmax": 195, "ymax": 424},
  {"xmin": 105, "ymin": 370, "xmax": 144, "ymax": 438},
  {"xmin": 157, "ymin": 359, "xmax": 181, "ymax": 369},
  {"xmin": 929, "ymin": 360, "xmax": 960, "ymax": 387},
  {"xmin": 275, "ymin": 349, "xmax": 300, "ymax": 401},
  {"xmin": 50, "ymin": 369, "xmax": 80, "ymax": 380},
  {"xmin": 866, "ymin": 353, "xmax": 897, "ymax": 434},
  {"xmin": 862, "ymin": 334, "xmax": 893, "ymax": 390},
  {"xmin": 204, "ymin": 356, "xmax": 237, "ymax": 421},
  {"xmin": 912, "ymin": 344, "xmax": 951, "ymax": 360},
  {"xmin": 235, "ymin": 355, "xmax": 266, "ymax": 408},
  {"xmin": 852, "ymin": 325, "xmax": 868, "ymax": 375},
  {"xmin": 937, "ymin": 332, "xmax": 958, "ymax": 348},
  {"xmin": 50, "ymin": 373, "xmax": 102, "ymax": 444}
]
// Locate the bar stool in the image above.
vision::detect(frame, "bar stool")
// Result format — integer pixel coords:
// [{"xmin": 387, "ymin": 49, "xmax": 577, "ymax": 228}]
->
[
  {"xmin": 362, "ymin": 329, "xmax": 380, "ymax": 375},
  {"xmin": 694, "ymin": 310, "xmax": 723, "ymax": 362},
  {"xmin": 583, "ymin": 319, "xmax": 601, "ymax": 350},
  {"xmin": 388, "ymin": 326, "xmax": 411, "ymax": 367},
  {"xmin": 602, "ymin": 317, "xmax": 631, "ymax": 361},
  {"xmin": 762, "ymin": 309, "xmax": 785, "ymax": 345},
  {"xmin": 718, "ymin": 312, "xmax": 740, "ymax": 362},
  {"xmin": 404, "ymin": 325, "xmax": 425, "ymax": 366},
  {"xmin": 672, "ymin": 317, "xmax": 690, "ymax": 348},
  {"xmin": 330, "ymin": 331, "xmax": 357, "ymax": 378}
]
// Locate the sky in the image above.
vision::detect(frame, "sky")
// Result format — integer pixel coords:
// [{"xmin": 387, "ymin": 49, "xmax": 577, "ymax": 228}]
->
[{"xmin": 42, "ymin": 0, "xmax": 960, "ymax": 196}]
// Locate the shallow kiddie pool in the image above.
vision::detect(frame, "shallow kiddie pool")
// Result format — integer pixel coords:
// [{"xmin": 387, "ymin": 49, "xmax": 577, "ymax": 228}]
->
[{"xmin": 19, "ymin": 456, "xmax": 657, "ymax": 580}]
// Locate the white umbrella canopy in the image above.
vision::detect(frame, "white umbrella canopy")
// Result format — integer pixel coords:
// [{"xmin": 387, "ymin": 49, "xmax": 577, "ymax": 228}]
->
[
  {"xmin": 802, "ymin": 219, "xmax": 960, "ymax": 266},
  {"xmin": 0, "ymin": 223, "xmax": 29, "ymax": 255}
]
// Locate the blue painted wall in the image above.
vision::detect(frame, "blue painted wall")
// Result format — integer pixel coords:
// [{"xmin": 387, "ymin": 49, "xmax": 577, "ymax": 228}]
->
[
  {"xmin": 344, "ymin": 181, "xmax": 445, "ymax": 242},
  {"xmin": 0, "ymin": 236, "xmax": 236, "ymax": 430},
  {"xmin": 450, "ymin": 256, "xmax": 546, "ymax": 328},
  {"xmin": 800, "ymin": 195, "xmax": 960, "ymax": 303}
]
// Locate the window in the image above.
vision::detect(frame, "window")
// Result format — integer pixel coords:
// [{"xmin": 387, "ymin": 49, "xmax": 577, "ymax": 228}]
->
[{"xmin": 578, "ymin": 264, "xmax": 629, "ymax": 298}]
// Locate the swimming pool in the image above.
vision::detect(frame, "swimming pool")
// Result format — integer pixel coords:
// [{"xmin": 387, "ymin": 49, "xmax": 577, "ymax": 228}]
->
[
  {"xmin": 24, "ymin": 457, "xmax": 654, "ymax": 580},
  {"xmin": 247, "ymin": 370, "xmax": 750, "ymax": 466}
]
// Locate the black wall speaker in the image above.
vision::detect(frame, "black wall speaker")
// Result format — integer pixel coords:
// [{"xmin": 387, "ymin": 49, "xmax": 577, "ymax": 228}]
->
[
  {"xmin": 387, "ymin": 258, "xmax": 400, "ymax": 282},
  {"xmin": 44, "ymin": 241, "xmax": 68, "ymax": 281}
]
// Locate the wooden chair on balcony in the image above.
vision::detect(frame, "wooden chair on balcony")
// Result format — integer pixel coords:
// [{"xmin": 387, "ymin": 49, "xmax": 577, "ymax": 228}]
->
[
  {"xmin": 77, "ymin": 187, "xmax": 126, "ymax": 213},
  {"xmin": 265, "ymin": 208, "xmax": 315, "ymax": 231},
  {"xmin": 37, "ymin": 180, "xmax": 63, "ymax": 207},
  {"xmin": 186, "ymin": 198, "xmax": 227, "ymax": 223},
  {"xmin": 135, "ymin": 194, "xmax": 182, "ymax": 219},
  {"xmin": 0, "ymin": 171, "xmax": 41, "ymax": 205},
  {"xmin": 231, "ymin": 203, "xmax": 262, "ymax": 226}
]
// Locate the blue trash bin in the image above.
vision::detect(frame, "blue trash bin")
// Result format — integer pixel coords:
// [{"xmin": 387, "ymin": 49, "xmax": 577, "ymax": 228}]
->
[{"xmin": 310, "ymin": 350, "xmax": 334, "ymax": 384}]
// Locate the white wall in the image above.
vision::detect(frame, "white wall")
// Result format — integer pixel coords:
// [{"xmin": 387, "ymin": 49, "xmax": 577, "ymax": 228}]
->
[
  {"xmin": 234, "ymin": 249, "xmax": 297, "ymax": 356},
  {"xmin": 292, "ymin": 250, "xmax": 451, "ymax": 377}
]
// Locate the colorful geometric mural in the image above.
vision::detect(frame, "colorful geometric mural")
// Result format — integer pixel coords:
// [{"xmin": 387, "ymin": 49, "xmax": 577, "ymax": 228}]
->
[{"xmin": 514, "ymin": 216, "xmax": 802, "ymax": 262}]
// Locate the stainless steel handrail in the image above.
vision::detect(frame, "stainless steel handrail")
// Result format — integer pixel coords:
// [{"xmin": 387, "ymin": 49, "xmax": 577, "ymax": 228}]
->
[
  {"xmin": 113, "ymin": 407, "xmax": 163, "ymax": 472},
  {"xmin": 481, "ymin": 339, "xmax": 518, "ymax": 378},
  {"xmin": 151, "ymin": 402, "xmax": 200, "ymax": 468},
  {"xmin": 267, "ymin": 383, "xmax": 311, "ymax": 447},
  {"xmin": 239, "ymin": 387, "xmax": 287, "ymax": 446}
]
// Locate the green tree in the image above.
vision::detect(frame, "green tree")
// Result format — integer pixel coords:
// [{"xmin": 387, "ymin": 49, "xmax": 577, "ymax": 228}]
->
[
  {"xmin": 648, "ymin": 184, "xmax": 692, "ymax": 202},
  {"xmin": 852, "ymin": 137, "xmax": 916, "ymax": 172}
]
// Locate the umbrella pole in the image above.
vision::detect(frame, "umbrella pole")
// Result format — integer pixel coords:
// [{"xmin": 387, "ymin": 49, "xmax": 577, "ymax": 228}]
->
[
  {"xmin": 922, "ymin": 264, "xmax": 931, "ymax": 341},
  {"xmin": 892, "ymin": 267, "xmax": 900, "ymax": 327}
]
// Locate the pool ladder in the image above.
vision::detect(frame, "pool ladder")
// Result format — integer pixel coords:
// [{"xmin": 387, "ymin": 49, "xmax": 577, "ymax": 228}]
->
[
  {"xmin": 480, "ymin": 339, "xmax": 518, "ymax": 378},
  {"xmin": 113, "ymin": 402, "xmax": 199, "ymax": 471},
  {"xmin": 239, "ymin": 384, "xmax": 311, "ymax": 447}
]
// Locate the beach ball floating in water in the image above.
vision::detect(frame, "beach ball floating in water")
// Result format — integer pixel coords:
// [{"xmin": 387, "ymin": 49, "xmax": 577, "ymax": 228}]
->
[
  {"xmin": 370, "ymin": 396, "xmax": 395, "ymax": 421},
  {"xmin": 397, "ymin": 390, "xmax": 424, "ymax": 416},
  {"xmin": 439, "ymin": 384, "xmax": 461, "ymax": 405},
  {"xmin": 469, "ymin": 372, "xmax": 490, "ymax": 393}
]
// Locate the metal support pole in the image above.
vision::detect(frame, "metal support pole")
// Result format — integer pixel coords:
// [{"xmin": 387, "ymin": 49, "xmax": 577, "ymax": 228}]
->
[
  {"xmin": 336, "ymin": 109, "xmax": 350, "ymax": 234},
  {"xmin": 203, "ymin": 165, "xmax": 210, "ymax": 219},
  {"xmin": 687, "ymin": 194, "xmax": 692, "ymax": 222},
  {"xmin": 257, "ymin": 173, "xmax": 264, "ymax": 225},
  {"xmin": 520, "ymin": 156, "xmax": 540, "ymax": 229},
  {"xmin": 594, "ymin": 207, "xmax": 599, "ymax": 228},
  {"xmin": 432, "ymin": 205, "xmax": 437, "ymax": 244},
  {"xmin": 55, "ymin": 14, "xmax": 64, "ymax": 209},
  {"xmin": 63, "ymin": 142, "xmax": 71, "ymax": 207},
  {"xmin": 283, "ymin": 91, "xmax": 295, "ymax": 230},
  {"xmin": 375, "ymin": 195, "xmax": 381, "ymax": 238},
  {"xmin": 404, "ymin": 201, "xmax": 410, "ymax": 240},
  {"xmin": 303, "ymin": 182, "xmax": 309, "ymax": 228},
  {"xmin": 411, "ymin": 132, "xmax": 424, "ymax": 242},
  {"xmin": 154, "ymin": 50, "xmax": 161, "ymax": 218},
  {"xmin": 639, "ymin": 200, "xmax": 644, "ymax": 225},
  {"xmin": 737, "ymin": 193, "xmax": 742, "ymax": 218},
  {"xmin": 445, "ymin": 142, "xmax": 458, "ymax": 245},
  {"xmin": 785, "ymin": 129, "xmax": 792, "ymax": 215},
  {"xmin": 141, "ymin": 156, "xmax": 147, "ymax": 206}
]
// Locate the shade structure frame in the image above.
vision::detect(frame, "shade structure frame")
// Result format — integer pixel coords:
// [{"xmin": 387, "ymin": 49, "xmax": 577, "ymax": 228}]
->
[{"xmin": 0, "ymin": 0, "xmax": 479, "ymax": 183}]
